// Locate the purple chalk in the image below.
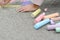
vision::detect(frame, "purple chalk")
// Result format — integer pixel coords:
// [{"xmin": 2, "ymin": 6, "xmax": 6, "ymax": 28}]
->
[
  {"xmin": 47, "ymin": 25, "xmax": 56, "ymax": 30},
  {"xmin": 47, "ymin": 23, "xmax": 60, "ymax": 30},
  {"xmin": 50, "ymin": 20, "xmax": 55, "ymax": 25},
  {"xmin": 21, "ymin": 1, "xmax": 33, "ymax": 6}
]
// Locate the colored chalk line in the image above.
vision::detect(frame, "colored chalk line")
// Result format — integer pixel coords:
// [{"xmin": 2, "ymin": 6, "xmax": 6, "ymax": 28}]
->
[{"xmin": 0, "ymin": 4, "xmax": 21, "ymax": 8}]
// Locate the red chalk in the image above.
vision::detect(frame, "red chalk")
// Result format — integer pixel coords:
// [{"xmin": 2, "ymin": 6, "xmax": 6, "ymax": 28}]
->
[{"xmin": 34, "ymin": 12, "xmax": 45, "ymax": 23}]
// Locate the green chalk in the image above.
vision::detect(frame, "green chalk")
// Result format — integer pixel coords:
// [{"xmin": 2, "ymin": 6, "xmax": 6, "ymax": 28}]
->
[{"xmin": 56, "ymin": 27, "xmax": 60, "ymax": 32}]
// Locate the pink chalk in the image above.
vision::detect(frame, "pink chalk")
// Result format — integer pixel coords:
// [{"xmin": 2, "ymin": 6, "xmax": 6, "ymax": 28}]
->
[
  {"xmin": 50, "ymin": 20, "xmax": 55, "ymax": 25},
  {"xmin": 34, "ymin": 12, "xmax": 45, "ymax": 23},
  {"xmin": 47, "ymin": 23, "xmax": 60, "ymax": 30},
  {"xmin": 10, "ymin": 0, "xmax": 15, "ymax": 3},
  {"xmin": 51, "ymin": 17, "xmax": 60, "ymax": 21}
]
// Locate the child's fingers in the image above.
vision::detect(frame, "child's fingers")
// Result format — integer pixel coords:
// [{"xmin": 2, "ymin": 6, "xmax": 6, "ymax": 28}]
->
[
  {"xmin": 21, "ymin": 10, "xmax": 27, "ymax": 12},
  {"xmin": 21, "ymin": 8, "xmax": 29, "ymax": 12},
  {"xmin": 17, "ymin": 7, "xmax": 24, "ymax": 12},
  {"xmin": 20, "ymin": 8, "xmax": 36, "ymax": 12}
]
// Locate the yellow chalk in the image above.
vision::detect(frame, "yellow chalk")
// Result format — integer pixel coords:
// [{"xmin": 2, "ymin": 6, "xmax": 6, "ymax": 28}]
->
[
  {"xmin": 0, "ymin": 4, "xmax": 21, "ymax": 8},
  {"xmin": 44, "ymin": 12, "xmax": 59, "ymax": 19},
  {"xmin": 0, "ymin": 6, "xmax": 1, "ymax": 7},
  {"xmin": 31, "ymin": 9, "xmax": 41, "ymax": 17}
]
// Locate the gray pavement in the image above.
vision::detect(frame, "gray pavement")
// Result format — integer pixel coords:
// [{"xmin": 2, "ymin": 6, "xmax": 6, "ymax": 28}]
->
[{"xmin": 0, "ymin": 0, "xmax": 60, "ymax": 40}]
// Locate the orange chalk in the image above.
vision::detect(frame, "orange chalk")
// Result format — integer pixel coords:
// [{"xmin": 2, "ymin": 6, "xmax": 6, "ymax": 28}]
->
[{"xmin": 44, "ymin": 12, "xmax": 59, "ymax": 19}]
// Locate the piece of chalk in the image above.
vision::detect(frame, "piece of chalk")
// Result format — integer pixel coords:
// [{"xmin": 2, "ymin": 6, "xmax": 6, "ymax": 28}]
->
[
  {"xmin": 21, "ymin": 1, "xmax": 33, "ymax": 6},
  {"xmin": 55, "ymin": 27, "xmax": 60, "ymax": 32},
  {"xmin": 34, "ymin": 12, "xmax": 45, "ymax": 23},
  {"xmin": 47, "ymin": 25, "xmax": 56, "ymax": 31},
  {"xmin": 0, "ymin": 5, "xmax": 21, "ymax": 8},
  {"xmin": 10, "ymin": 0, "xmax": 15, "ymax": 3},
  {"xmin": 50, "ymin": 20, "xmax": 55, "ymax": 25},
  {"xmin": 44, "ymin": 12, "xmax": 59, "ymax": 19},
  {"xmin": 34, "ymin": 18, "xmax": 50, "ymax": 30},
  {"xmin": 47, "ymin": 22, "xmax": 60, "ymax": 30},
  {"xmin": 51, "ymin": 17, "xmax": 60, "ymax": 21},
  {"xmin": 44, "ymin": 8, "xmax": 48, "ymax": 12},
  {"xmin": 31, "ymin": 9, "xmax": 41, "ymax": 17}
]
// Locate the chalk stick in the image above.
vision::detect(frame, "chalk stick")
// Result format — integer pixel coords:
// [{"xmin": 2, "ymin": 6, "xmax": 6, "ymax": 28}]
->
[
  {"xmin": 47, "ymin": 22, "xmax": 60, "ymax": 30},
  {"xmin": 21, "ymin": 1, "xmax": 33, "ymax": 6},
  {"xmin": 50, "ymin": 20, "xmax": 55, "ymax": 25},
  {"xmin": 10, "ymin": 0, "xmax": 15, "ymax": 3},
  {"xmin": 55, "ymin": 27, "xmax": 60, "ymax": 32},
  {"xmin": 34, "ymin": 12, "xmax": 45, "ymax": 23},
  {"xmin": 0, "ymin": 5, "xmax": 21, "ymax": 8},
  {"xmin": 47, "ymin": 25, "xmax": 56, "ymax": 31},
  {"xmin": 34, "ymin": 18, "xmax": 50, "ymax": 30},
  {"xmin": 51, "ymin": 17, "xmax": 60, "ymax": 21},
  {"xmin": 31, "ymin": 9, "xmax": 41, "ymax": 17},
  {"xmin": 44, "ymin": 12, "xmax": 59, "ymax": 19}
]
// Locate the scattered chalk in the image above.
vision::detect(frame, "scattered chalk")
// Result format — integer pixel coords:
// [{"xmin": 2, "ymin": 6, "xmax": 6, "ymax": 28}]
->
[
  {"xmin": 34, "ymin": 18, "xmax": 50, "ymax": 30},
  {"xmin": 47, "ymin": 22, "xmax": 60, "ymax": 30},
  {"xmin": 31, "ymin": 9, "xmax": 41, "ymax": 17}
]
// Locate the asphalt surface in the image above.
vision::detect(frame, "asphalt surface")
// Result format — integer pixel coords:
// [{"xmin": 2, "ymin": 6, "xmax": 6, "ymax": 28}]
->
[{"xmin": 0, "ymin": 0, "xmax": 60, "ymax": 40}]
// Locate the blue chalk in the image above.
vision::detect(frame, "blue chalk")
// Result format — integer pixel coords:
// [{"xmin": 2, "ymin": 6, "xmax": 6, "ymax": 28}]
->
[
  {"xmin": 21, "ymin": 1, "xmax": 33, "ymax": 6},
  {"xmin": 34, "ymin": 18, "xmax": 50, "ymax": 30}
]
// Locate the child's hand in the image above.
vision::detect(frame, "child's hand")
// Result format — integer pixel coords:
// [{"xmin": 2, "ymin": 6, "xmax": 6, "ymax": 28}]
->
[{"xmin": 18, "ymin": 4, "xmax": 39, "ymax": 12}]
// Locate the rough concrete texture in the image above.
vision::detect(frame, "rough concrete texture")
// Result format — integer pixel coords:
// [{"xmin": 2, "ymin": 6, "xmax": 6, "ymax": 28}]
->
[{"xmin": 0, "ymin": 0, "xmax": 60, "ymax": 40}]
